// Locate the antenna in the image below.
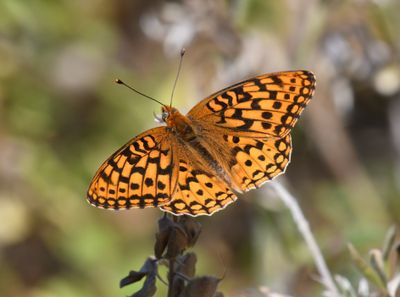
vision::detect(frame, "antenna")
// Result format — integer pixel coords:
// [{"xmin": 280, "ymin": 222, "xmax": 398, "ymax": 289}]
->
[
  {"xmin": 169, "ymin": 48, "xmax": 186, "ymax": 107},
  {"xmin": 115, "ymin": 79, "xmax": 165, "ymax": 106}
]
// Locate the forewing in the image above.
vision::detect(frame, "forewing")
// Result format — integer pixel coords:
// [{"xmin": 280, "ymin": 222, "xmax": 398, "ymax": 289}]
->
[
  {"xmin": 160, "ymin": 159, "xmax": 237, "ymax": 217},
  {"xmin": 188, "ymin": 71, "xmax": 316, "ymax": 138},
  {"xmin": 223, "ymin": 134, "xmax": 292, "ymax": 192},
  {"xmin": 87, "ymin": 127, "xmax": 177, "ymax": 210}
]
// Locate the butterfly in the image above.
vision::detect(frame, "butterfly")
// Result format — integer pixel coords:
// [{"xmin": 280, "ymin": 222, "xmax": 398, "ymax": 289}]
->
[{"xmin": 87, "ymin": 70, "xmax": 316, "ymax": 216}]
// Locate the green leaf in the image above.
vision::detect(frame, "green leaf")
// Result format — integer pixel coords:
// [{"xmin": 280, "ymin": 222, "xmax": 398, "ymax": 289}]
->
[{"xmin": 347, "ymin": 244, "xmax": 387, "ymax": 291}]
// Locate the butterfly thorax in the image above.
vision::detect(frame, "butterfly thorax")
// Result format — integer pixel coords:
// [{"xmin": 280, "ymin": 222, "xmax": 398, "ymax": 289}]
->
[
  {"xmin": 161, "ymin": 105, "xmax": 235, "ymax": 190},
  {"xmin": 162, "ymin": 106, "xmax": 196, "ymax": 142}
]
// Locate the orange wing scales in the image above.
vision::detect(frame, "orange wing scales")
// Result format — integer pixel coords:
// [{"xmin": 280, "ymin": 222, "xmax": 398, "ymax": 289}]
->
[
  {"xmin": 190, "ymin": 71, "xmax": 315, "ymax": 138},
  {"xmin": 87, "ymin": 70, "xmax": 315, "ymax": 216},
  {"xmin": 223, "ymin": 134, "xmax": 292, "ymax": 192},
  {"xmin": 160, "ymin": 160, "xmax": 237, "ymax": 216},
  {"xmin": 87, "ymin": 127, "xmax": 176, "ymax": 210}
]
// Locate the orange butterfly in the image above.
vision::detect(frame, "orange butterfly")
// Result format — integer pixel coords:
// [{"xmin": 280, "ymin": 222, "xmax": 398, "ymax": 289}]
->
[{"xmin": 87, "ymin": 70, "xmax": 316, "ymax": 216}]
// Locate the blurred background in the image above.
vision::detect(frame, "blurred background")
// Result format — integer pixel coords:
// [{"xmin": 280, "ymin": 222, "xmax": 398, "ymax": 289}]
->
[{"xmin": 0, "ymin": 0, "xmax": 400, "ymax": 296}]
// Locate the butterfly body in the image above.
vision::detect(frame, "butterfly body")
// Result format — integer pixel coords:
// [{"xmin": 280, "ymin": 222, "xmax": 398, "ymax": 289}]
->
[
  {"xmin": 87, "ymin": 71, "xmax": 316, "ymax": 216},
  {"xmin": 163, "ymin": 106, "xmax": 196, "ymax": 142},
  {"xmin": 159, "ymin": 106, "xmax": 233, "ymax": 201}
]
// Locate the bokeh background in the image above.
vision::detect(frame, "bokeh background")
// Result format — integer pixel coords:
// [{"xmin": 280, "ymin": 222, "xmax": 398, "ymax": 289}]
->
[{"xmin": 1, "ymin": 0, "xmax": 400, "ymax": 296}]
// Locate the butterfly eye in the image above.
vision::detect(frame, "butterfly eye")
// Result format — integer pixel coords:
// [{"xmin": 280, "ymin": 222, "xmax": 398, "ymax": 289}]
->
[{"xmin": 161, "ymin": 111, "xmax": 169, "ymax": 121}]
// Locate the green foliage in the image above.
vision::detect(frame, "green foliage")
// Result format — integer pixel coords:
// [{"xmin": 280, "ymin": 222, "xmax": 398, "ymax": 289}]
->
[{"xmin": 338, "ymin": 227, "xmax": 400, "ymax": 297}]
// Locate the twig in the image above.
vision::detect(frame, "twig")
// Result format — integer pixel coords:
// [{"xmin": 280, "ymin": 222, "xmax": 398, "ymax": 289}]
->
[
  {"xmin": 167, "ymin": 257, "xmax": 175, "ymax": 297},
  {"xmin": 270, "ymin": 181, "xmax": 341, "ymax": 297},
  {"xmin": 167, "ymin": 214, "xmax": 178, "ymax": 297}
]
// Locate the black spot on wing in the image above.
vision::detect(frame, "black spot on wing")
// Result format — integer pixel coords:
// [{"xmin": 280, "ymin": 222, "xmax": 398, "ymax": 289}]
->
[
  {"xmin": 262, "ymin": 111, "xmax": 273, "ymax": 119},
  {"xmin": 132, "ymin": 141, "xmax": 146, "ymax": 154},
  {"xmin": 145, "ymin": 178, "xmax": 154, "ymax": 187},
  {"xmin": 236, "ymin": 119, "xmax": 253, "ymax": 130},
  {"xmin": 251, "ymin": 99, "xmax": 261, "ymax": 109},
  {"xmin": 220, "ymin": 91, "xmax": 234, "ymax": 106},
  {"xmin": 132, "ymin": 166, "xmax": 146, "ymax": 175},
  {"xmin": 107, "ymin": 159, "xmax": 122, "ymax": 173},
  {"xmin": 158, "ymin": 164, "xmax": 172, "ymax": 175},
  {"xmin": 130, "ymin": 183, "xmax": 140, "ymax": 190},
  {"xmin": 119, "ymin": 176, "xmax": 129, "ymax": 183},
  {"xmin": 268, "ymin": 91, "xmax": 277, "ymax": 99},
  {"xmin": 157, "ymin": 181, "xmax": 166, "ymax": 190},
  {"xmin": 101, "ymin": 172, "xmax": 111, "ymax": 183},
  {"xmin": 262, "ymin": 122, "xmax": 272, "ymax": 130},
  {"xmin": 254, "ymin": 79, "xmax": 267, "ymax": 91},
  {"xmin": 272, "ymin": 101, "xmax": 282, "ymax": 109},
  {"xmin": 207, "ymin": 98, "xmax": 228, "ymax": 112},
  {"xmin": 232, "ymin": 109, "xmax": 243, "ymax": 119}
]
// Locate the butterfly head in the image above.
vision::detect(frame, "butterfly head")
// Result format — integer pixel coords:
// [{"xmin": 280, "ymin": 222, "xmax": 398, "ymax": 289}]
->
[{"xmin": 158, "ymin": 105, "xmax": 178, "ymax": 125}]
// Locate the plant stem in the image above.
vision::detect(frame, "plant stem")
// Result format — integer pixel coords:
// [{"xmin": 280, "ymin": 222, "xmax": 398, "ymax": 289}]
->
[
  {"xmin": 167, "ymin": 258, "xmax": 175, "ymax": 297},
  {"xmin": 271, "ymin": 181, "xmax": 341, "ymax": 297}
]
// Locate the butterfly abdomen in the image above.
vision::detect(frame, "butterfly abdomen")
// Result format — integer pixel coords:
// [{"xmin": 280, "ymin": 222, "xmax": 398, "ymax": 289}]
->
[{"xmin": 187, "ymin": 137, "xmax": 231, "ymax": 184}]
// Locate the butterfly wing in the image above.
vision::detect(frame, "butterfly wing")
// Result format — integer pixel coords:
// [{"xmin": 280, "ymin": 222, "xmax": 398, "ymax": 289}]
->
[
  {"xmin": 188, "ymin": 70, "xmax": 316, "ymax": 138},
  {"xmin": 87, "ymin": 127, "xmax": 178, "ymax": 210},
  {"xmin": 223, "ymin": 134, "xmax": 292, "ymax": 192},
  {"xmin": 88, "ymin": 70, "xmax": 314, "ymax": 216},
  {"xmin": 158, "ymin": 133, "xmax": 291, "ymax": 215},
  {"xmin": 159, "ymin": 157, "xmax": 237, "ymax": 216}
]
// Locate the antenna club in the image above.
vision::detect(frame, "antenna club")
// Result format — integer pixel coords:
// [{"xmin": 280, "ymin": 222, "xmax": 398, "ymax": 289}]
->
[
  {"xmin": 180, "ymin": 48, "xmax": 186, "ymax": 57},
  {"xmin": 115, "ymin": 79, "xmax": 123, "ymax": 84}
]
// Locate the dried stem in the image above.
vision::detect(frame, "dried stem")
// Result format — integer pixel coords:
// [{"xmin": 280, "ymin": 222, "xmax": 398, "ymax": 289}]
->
[
  {"xmin": 270, "ymin": 181, "xmax": 341, "ymax": 297},
  {"xmin": 167, "ymin": 257, "xmax": 175, "ymax": 297}
]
